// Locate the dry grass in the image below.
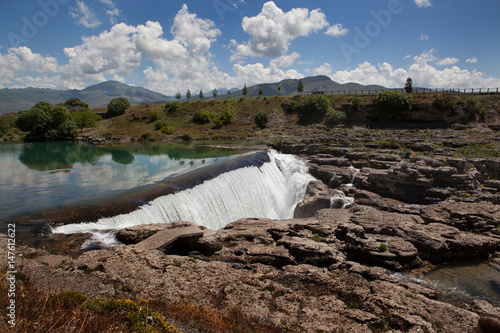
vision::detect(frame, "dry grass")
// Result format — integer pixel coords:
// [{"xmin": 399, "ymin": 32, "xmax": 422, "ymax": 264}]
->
[{"xmin": 0, "ymin": 270, "xmax": 284, "ymax": 333}]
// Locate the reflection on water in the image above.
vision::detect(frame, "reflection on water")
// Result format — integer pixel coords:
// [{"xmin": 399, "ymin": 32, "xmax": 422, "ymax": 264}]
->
[
  {"xmin": 421, "ymin": 259, "xmax": 500, "ymax": 307},
  {"xmin": 0, "ymin": 141, "xmax": 251, "ymax": 222}
]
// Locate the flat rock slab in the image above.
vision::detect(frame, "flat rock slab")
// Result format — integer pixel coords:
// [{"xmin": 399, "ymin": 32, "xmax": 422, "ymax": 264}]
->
[{"xmin": 133, "ymin": 226, "xmax": 204, "ymax": 251}]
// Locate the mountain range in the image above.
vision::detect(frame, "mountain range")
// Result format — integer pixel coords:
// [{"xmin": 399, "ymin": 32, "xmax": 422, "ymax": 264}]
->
[
  {"xmin": 0, "ymin": 76, "xmax": 387, "ymax": 115},
  {"xmin": 0, "ymin": 81, "xmax": 171, "ymax": 115}
]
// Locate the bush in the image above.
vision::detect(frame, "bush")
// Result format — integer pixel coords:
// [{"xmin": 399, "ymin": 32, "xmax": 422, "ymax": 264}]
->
[
  {"xmin": 212, "ymin": 105, "xmax": 234, "ymax": 129},
  {"xmin": 254, "ymin": 111, "xmax": 269, "ymax": 129},
  {"xmin": 432, "ymin": 95, "xmax": 456, "ymax": 111},
  {"xmin": 281, "ymin": 101, "xmax": 300, "ymax": 114},
  {"xmin": 148, "ymin": 110, "xmax": 160, "ymax": 122},
  {"xmin": 154, "ymin": 121, "xmax": 166, "ymax": 130},
  {"xmin": 466, "ymin": 98, "xmax": 481, "ymax": 114},
  {"xmin": 373, "ymin": 90, "xmax": 413, "ymax": 118},
  {"xmin": 272, "ymin": 137, "xmax": 286, "ymax": 151},
  {"xmin": 16, "ymin": 103, "xmax": 77, "ymax": 142},
  {"xmin": 379, "ymin": 243, "xmax": 388, "ymax": 252},
  {"xmin": 192, "ymin": 110, "xmax": 213, "ymax": 125},
  {"xmin": 182, "ymin": 132, "xmax": 193, "ymax": 141},
  {"xmin": 0, "ymin": 113, "xmax": 17, "ymax": 137},
  {"xmin": 106, "ymin": 97, "xmax": 130, "ymax": 118},
  {"xmin": 454, "ymin": 144, "xmax": 500, "ymax": 158},
  {"xmin": 161, "ymin": 126, "xmax": 175, "ymax": 135},
  {"xmin": 72, "ymin": 109, "xmax": 102, "ymax": 133},
  {"xmin": 164, "ymin": 102, "xmax": 186, "ymax": 116},
  {"xmin": 298, "ymin": 95, "xmax": 331, "ymax": 123},
  {"xmin": 140, "ymin": 133, "xmax": 151, "ymax": 141},
  {"xmin": 351, "ymin": 96, "xmax": 361, "ymax": 111},
  {"xmin": 324, "ymin": 109, "xmax": 346, "ymax": 127}
]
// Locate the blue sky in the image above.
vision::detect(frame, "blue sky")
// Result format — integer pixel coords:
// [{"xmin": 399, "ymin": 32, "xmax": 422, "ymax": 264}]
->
[{"xmin": 0, "ymin": 0, "xmax": 499, "ymax": 95}]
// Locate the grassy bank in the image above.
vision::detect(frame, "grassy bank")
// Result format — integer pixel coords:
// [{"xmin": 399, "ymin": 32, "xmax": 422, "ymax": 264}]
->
[
  {"xmin": 2, "ymin": 93, "xmax": 500, "ymax": 147},
  {"xmin": 85, "ymin": 93, "xmax": 500, "ymax": 143},
  {"xmin": 0, "ymin": 270, "xmax": 282, "ymax": 333}
]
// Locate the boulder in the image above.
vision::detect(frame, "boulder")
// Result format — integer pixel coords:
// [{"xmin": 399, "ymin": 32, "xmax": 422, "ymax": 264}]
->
[{"xmin": 294, "ymin": 181, "xmax": 334, "ymax": 218}]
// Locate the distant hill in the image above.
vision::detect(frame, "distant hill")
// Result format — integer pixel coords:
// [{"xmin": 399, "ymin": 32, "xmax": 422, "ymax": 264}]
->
[
  {"xmin": 0, "ymin": 76, "xmax": 388, "ymax": 114},
  {"xmin": 0, "ymin": 81, "xmax": 172, "ymax": 115},
  {"xmin": 211, "ymin": 76, "xmax": 387, "ymax": 100}
]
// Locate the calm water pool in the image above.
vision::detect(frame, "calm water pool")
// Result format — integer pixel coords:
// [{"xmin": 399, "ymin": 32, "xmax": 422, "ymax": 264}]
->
[{"xmin": 0, "ymin": 141, "xmax": 252, "ymax": 222}]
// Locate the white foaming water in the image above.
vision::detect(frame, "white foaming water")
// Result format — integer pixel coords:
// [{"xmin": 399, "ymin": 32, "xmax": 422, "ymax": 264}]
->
[
  {"xmin": 341, "ymin": 166, "xmax": 360, "ymax": 188},
  {"xmin": 52, "ymin": 150, "xmax": 314, "ymax": 235},
  {"xmin": 330, "ymin": 190, "xmax": 355, "ymax": 209}
]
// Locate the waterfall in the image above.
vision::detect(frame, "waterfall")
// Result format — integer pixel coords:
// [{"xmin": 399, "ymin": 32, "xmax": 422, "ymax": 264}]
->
[
  {"xmin": 332, "ymin": 165, "xmax": 358, "ymax": 209},
  {"xmin": 330, "ymin": 190, "xmax": 355, "ymax": 209},
  {"xmin": 52, "ymin": 150, "xmax": 314, "ymax": 237},
  {"xmin": 341, "ymin": 165, "xmax": 360, "ymax": 188}
]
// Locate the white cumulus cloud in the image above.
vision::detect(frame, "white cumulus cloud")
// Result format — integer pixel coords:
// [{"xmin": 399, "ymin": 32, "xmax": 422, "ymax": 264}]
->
[
  {"xmin": 415, "ymin": 0, "xmax": 431, "ymax": 8},
  {"xmin": 466, "ymin": 56, "xmax": 478, "ymax": 64},
  {"xmin": 436, "ymin": 57, "xmax": 459, "ymax": 66},
  {"xmin": 69, "ymin": 1, "xmax": 101, "ymax": 28},
  {"xmin": 61, "ymin": 23, "xmax": 141, "ymax": 86},
  {"xmin": 230, "ymin": 1, "xmax": 328, "ymax": 60},
  {"xmin": 270, "ymin": 52, "xmax": 301, "ymax": 68},
  {"xmin": 329, "ymin": 50, "xmax": 500, "ymax": 89},
  {"xmin": 99, "ymin": 0, "xmax": 121, "ymax": 24},
  {"xmin": 313, "ymin": 63, "xmax": 333, "ymax": 76},
  {"xmin": 0, "ymin": 47, "xmax": 59, "ymax": 87},
  {"xmin": 420, "ymin": 34, "xmax": 429, "ymax": 40},
  {"xmin": 325, "ymin": 24, "xmax": 349, "ymax": 37}
]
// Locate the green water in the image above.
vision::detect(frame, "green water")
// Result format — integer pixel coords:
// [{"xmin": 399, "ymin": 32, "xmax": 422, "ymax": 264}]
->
[
  {"xmin": 422, "ymin": 259, "xmax": 500, "ymax": 307},
  {"xmin": 0, "ymin": 141, "xmax": 252, "ymax": 222}
]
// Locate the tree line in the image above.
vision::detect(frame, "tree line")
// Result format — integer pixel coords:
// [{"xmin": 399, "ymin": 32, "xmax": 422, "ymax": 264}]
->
[{"xmin": 3, "ymin": 97, "xmax": 131, "ymax": 142}]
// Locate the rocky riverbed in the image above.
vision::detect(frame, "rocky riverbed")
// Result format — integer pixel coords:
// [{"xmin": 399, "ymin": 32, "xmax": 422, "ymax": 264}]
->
[{"xmin": 2, "ymin": 137, "xmax": 500, "ymax": 332}]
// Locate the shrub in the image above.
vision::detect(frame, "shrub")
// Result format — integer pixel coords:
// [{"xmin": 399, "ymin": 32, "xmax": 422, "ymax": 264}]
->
[
  {"xmin": 373, "ymin": 91, "xmax": 413, "ymax": 118},
  {"xmin": 213, "ymin": 105, "xmax": 234, "ymax": 129},
  {"xmin": 324, "ymin": 109, "xmax": 346, "ymax": 127},
  {"xmin": 72, "ymin": 109, "xmax": 102, "ymax": 133},
  {"xmin": 16, "ymin": 103, "xmax": 77, "ymax": 142},
  {"xmin": 154, "ymin": 121, "xmax": 166, "ymax": 130},
  {"xmin": 0, "ymin": 113, "xmax": 17, "ymax": 137},
  {"xmin": 161, "ymin": 126, "xmax": 175, "ymax": 135},
  {"xmin": 182, "ymin": 132, "xmax": 193, "ymax": 141},
  {"xmin": 254, "ymin": 111, "xmax": 269, "ymax": 129},
  {"xmin": 466, "ymin": 98, "xmax": 481, "ymax": 114},
  {"xmin": 432, "ymin": 95, "xmax": 456, "ymax": 111},
  {"xmin": 351, "ymin": 96, "xmax": 361, "ymax": 111},
  {"xmin": 106, "ymin": 97, "xmax": 130, "ymax": 118},
  {"xmin": 164, "ymin": 102, "xmax": 186, "ymax": 116},
  {"xmin": 272, "ymin": 137, "xmax": 286, "ymax": 151},
  {"xmin": 148, "ymin": 110, "xmax": 160, "ymax": 122},
  {"xmin": 298, "ymin": 95, "xmax": 331, "ymax": 123},
  {"xmin": 379, "ymin": 243, "xmax": 388, "ymax": 252},
  {"xmin": 281, "ymin": 101, "xmax": 300, "ymax": 114},
  {"xmin": 140, "ymin": 133, "xmax": 151, "ymax": 141},
  {"xmin": 454, "ymin": 144, "xmax": 500, "ymax": 158},
  {"xmin": 192, "ymin": 110, "xmax": 213, "ymax": 124}
]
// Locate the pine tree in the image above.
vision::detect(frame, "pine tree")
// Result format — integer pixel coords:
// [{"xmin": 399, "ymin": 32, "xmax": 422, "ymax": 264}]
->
[
  {"xmin": 297, "ymin": 79, "xmax": 304, "ymax": 95},
  {"xmin": 258, "ymin": 87, "xmax": 264, "ymax": 97},
  {"xmin": 404, "ymin": 77, "xmax": 413, "ymax": 94},
  {"xmin": 199, "ymin": 90, "xmax": 204, "ymax": 100},
  {"xmin": 212, "ymin": 88, "xmax": 218, "ymax": 98},
  {"xmin": 186, "ymin": 89, "xmax": 191, "ymax": 101},
  {"xmin": 242, "ymin": 84, "xmax": 248, "ymax": 97},
  {"xmin": 175, "ymin": 92, "xmax": 182, "ymax": 100}
]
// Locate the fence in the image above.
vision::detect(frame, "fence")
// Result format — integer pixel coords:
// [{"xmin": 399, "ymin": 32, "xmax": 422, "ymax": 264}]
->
[{"xmin": 303, "ymin": 87, "xmax": 500, "ymax": 96}]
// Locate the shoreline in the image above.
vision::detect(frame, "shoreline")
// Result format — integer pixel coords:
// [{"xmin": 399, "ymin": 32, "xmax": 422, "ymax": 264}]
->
[{"xmin": 2, "ymin": 135, "xmax": 499, "ymax": 331}]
